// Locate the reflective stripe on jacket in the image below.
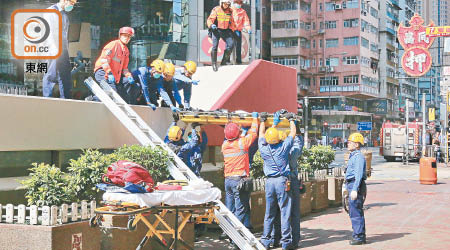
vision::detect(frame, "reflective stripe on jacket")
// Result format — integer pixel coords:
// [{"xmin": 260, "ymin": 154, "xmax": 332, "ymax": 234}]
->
[
  {"xmin": 207, "ymin": 6, "xmax": 235, "ymax": 30},
  {"xmin": 94, "ymin": 39, "xmax": 131, "ymax": 82},
  {"xmin": 231, "ymin": 7, "xmax": 251, "ymax": 31},
  {"xmin": 222, "ymin": 121, "xmax": 258, "ymax": 177}
]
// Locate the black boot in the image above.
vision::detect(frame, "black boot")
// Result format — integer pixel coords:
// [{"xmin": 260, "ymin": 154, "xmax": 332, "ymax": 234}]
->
[
  {"xmin": 221, "ymin": 49, "xmax": 232, "ymax": 66},
  {"xmin": 349, "ymin": 239, "xmax": 366, "ymax": 245},
  {"xmin": 211, "ymin": 50, "xmax": 218, "ymax": 72}
]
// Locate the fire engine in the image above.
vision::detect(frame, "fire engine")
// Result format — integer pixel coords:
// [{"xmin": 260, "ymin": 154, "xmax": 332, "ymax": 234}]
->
[{"xmin": 379, "ymin": 122, "xmax": 422, "ymax": 161}]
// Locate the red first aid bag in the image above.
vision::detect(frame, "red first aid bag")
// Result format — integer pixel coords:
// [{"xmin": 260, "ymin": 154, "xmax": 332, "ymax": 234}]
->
[{"xmin": 103, "ymin": 161, "xmax": 154, "ymax": 192}]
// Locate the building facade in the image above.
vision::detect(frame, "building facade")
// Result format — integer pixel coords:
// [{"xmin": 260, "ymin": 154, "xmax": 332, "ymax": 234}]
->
[{"xmin": 270, "ymin": 0, "xmax": 380, "ymax": 142}]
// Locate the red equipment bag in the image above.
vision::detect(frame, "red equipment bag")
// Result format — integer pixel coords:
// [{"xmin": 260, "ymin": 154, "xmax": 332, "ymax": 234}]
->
[{"xmin": 103, "ymin": 161, "xmax": 154, "ymax": 192}]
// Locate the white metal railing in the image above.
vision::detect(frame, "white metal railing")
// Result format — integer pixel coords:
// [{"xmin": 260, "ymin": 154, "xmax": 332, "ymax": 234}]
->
[
  {"xmin": 0, "ymin": 83, "xmax": 28, "ymax": 96},
  {"xmin": 0, "ymin": 201, "xmax": 96, "ymax": 226}
]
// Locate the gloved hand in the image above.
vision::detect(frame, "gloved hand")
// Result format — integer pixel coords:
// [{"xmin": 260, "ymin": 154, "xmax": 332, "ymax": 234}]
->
[
  {"xmin": 191, "ymin": 80, "xmax": 200, "ymax": 85},
  {"xmin": 148, "ymin": 103, "xmax": 156, "ymax": 111},
  {"xmin": 127, "ymin": 76, "xmax": 135, "ymax": 85},
  {"xmin": 211, "ymin": 24, "xmax": 217, "ymax": 30},
  {"xmin": 260, "ymin": 112, "xmax": 268, "ymax": 122},
  {"xmin": 285, "ymin": 112, "xmax": 295, "ymax": 121},
  {"xmin": 170, "ymin": 105, "xmax": 179, "ymax": 113},
  {"xmin": 273, "ymin": 112, "xmax": 281, "ymax": 126},
  {"xmin": 350, "ymin": 190, "xmax": 358, "ymax": 200},
  {"xmin": 172, "ymin": 112, "xmax": 180, "ymax": 122},
  {"xmin": 107, "ymin": 73, "xmax": 115, "ymax": 84},
  {"xmin": 192, "ymin": 122, "xmax": 200, "ymax": 128},
  {"xmin": 247, "ymin": 30, "xmax": 252, "ymax": 35},
  {"xmin": 241, "ymin": 126, "xmax": 249, "ymax": 136},
  {"xmin": 252, "ymin": 112, "xmax": 258, "ymax": 118},
  {"xmin": 278, "ymin": 109, "xmax": 288, "ymax": 115}
]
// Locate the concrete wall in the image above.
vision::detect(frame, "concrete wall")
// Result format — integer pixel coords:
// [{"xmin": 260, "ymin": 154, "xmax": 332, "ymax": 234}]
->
[{"xmin": 0, "ymin": 94, "xmax": 175, "ymax": 151}]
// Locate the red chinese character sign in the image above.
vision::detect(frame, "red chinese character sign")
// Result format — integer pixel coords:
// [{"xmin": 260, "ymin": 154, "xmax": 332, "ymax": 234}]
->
[{"xmin": 398, "ymin": 14, "xmax": 435, "ymax": 77}]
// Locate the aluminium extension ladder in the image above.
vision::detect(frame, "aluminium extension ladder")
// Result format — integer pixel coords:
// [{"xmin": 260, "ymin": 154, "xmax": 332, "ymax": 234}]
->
[{"xmin": 84, "ymin": 77, "xmax": 266, "ymax": 250}]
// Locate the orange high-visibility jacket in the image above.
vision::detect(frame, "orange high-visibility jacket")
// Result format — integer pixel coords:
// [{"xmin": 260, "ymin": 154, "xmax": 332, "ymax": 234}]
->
[
  {"xmin": 222, "ymin": 121, "xmax": 258, "ymax": 177},
  {"xmin": 207, "ymin": 6, "xmax": 235, "ymax": 30},
  {"xmin": 94, "ymin": 39, "xmax": 131, "ymax": 83},
  {"xmin": 231, "ymin": 7, "xmax": 251, "ymax": 31}
]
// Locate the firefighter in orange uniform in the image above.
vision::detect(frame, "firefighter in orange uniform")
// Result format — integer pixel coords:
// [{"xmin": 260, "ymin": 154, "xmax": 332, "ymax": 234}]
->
[
  {"xmin": 93, "ymin": 27, "xmax": 137, "ymax": 103},
  {"xmin": 231, "ymin": 0, "xmax": 251, "ymax": 64},
  {"xmin": 207, "ymin": 0, "xmax": 235, "ymax": 71},
  {"xmin": 221, "ymin": 112, "xmax": 259, "ymax": 243}
]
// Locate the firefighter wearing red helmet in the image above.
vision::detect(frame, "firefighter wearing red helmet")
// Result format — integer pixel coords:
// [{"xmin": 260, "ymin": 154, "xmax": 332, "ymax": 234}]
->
[
  {"xmin": 221, "ymin": 112, "xmax": 259, "ymax": 240},
  {"xmin": 93, "ymin": 27, "xmax": 137, "ymax": 103}
]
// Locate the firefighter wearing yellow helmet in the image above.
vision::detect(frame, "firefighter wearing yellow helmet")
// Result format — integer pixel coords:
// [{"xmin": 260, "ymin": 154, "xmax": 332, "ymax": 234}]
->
[
  {"xmin": 159, "ymin": 62, "xmax": 183, "ymax": 113},
  {"xmin": 173, "ymin": 61, "xmax": 200, "ymax": 109},
  {"xmin": 258, "ymin": 111, "xmax": 297, "ymax": 248},
  {"xmin": 343, "ymin": 132, "xmax": 367, "ymax": 245}
]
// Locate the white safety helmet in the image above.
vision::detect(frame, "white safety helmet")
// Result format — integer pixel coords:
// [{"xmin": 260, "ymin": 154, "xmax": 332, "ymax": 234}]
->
[{"xmin": 220, "ymin": 0, "xmax": 232, "ymax": 4}]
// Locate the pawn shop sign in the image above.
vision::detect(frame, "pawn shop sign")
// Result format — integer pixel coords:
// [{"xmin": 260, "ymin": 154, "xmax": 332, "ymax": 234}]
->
[{"xmin": 398, "ymin": 14, "xmax": 435, "ymax": 77}]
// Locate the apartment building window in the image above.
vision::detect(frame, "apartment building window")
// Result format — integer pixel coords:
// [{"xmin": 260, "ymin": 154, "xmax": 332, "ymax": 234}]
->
[
  {"xmin": 361, "ymin": 37, "xmax": 369, "ymax": 48},
  {"xmin": 326, "ymin": 57, "xmax": 339, "ymax": 67},
  {"xmin": 361, "ymin": 56, "xmax": 371, "ymax": 67},
  {"xmin": 319, "ymin": 58, "xmax": 323, "ymax": 66},
  {"xmin": 300, "ymin": 76, "xmax": 311, "ymax": 87},
  {"xmin": 387, "ymin": 67, "xmax": 395, "ymax": 78},
  {"xmin": 344, "ymin": 75, "xmax": 359, "ymax": 84},
  {"xmin": 300, "ymin": 1, "xmax": 311, "ymax": 13},
  {"xmin": 312, "ymin": 22, "xmax": 316, "ymax": 30},
  {"xmin": 272, "ymin": 20, "xmax": 298, "ymax": 29},
  {"xmin": 344, "ymin": 37, "xmax": 359, "ymax": 46},
  {"xmin": 300, "ymin": 57, "xmax": 311, "ymax": 67},
  {"xmin": 273, "ymin": 57, "xmax": 298, "ymax": 66},
  {"xmin": 273, "ymin": 38, "xmax": 298, "ymax": 48},
  {"xmin": 273, "ymin": 1, "xmax": 298, "ymax": 11},
  {"xmin": 361, "ymin": 75, "xmax": 377, "ymax": 87},
  {"xmin": 319, "ymin": 39, "xmax": 323, "ymax": 48},
  {"xmin": 312, "ymin": 58, "xmax": 316, "ymax": 67},
  {"xmin": 326, "ymin": 38, "xmax": 339, "ymax": 48},
  {"xmin": 300, "ymin": 38, "xmax": 310, "ymax": 48},
  {"xmin": 370, "ymin": 7, "xmax": 378, "ymax": 18},
  {"xmin": 346, "ymin": 0, "xmax": 359, "ymax": 9},
  {"xmin": 320, "ymin": 76, "xmax": 339, "ymax": 86},
  {"xmin": 300, "ymin": 21, "xmax": 311, "ymax": 30},
  {"xmin": 361, "ymin": 20, "xmax": 368, "ymax": 32},
  {"xmin": 325, "ymin": 21, "xmax": 337, "ymax": 29},
  {"xmin": 325, "ymin": 2, "xmax": 335, "ymax": 11},
  {"xmin": 343, "ymin": 56, "xmax": 359, "ymax": 65},
  {"xmin": 344, "ymin": 19, "xmax": 359, "ymax": 28},
  {"xmin": 312, "ymin": 39, "xmax": 316, "ymax": 48},
  {"xmin": 370, "ymin": 43, "xmax": 378, "ymax": 52},
  {"xmin": 319, "ymin": 3, "xmax": 323, "ymax": 11},
  {"xmin": 370, "ymin": 25, "xmax": 378, "ymax": 35}
]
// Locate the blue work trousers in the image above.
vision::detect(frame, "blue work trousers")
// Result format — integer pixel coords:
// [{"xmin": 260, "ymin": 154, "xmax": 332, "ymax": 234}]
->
[
  {"xmin": 233, "ymin": 30, "xmax": 243, "ymax": 64},
  {"xmin": 211, "ymin": 28, "xmax": 234, "ymax": 52},
  {"xmin": 261, "ymin": 176, "xmax": 292, "ymax": 249},
  {"xmin": 271, "ymin": 177, "xmax": 300, "ymax": 247},
  {"xmin": 347, "ymin": 180, "xmax": 366, "ymax": 241},
  {"xmin": 225, "ymin": 177, "xmax": 251, "ymax": 228},
  {"xmin": 177, "ymin": 83, "xmax": 192, "ymax": 109},
  {"xmin": 94, "ymin": 69, "xmax": 139, "ymax": 104},
  {"xmin": 43, "ymin": 50, "xmax": 72, "ymax": 99}
]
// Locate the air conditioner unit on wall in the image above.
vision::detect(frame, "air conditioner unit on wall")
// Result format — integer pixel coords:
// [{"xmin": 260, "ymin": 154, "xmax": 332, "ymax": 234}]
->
[
  {"xmin": 335, "ymin": 4, "xmax": 342, "ymax": 10},
  {"xmin": 319, "ymin": 66, "xmax": 327, "ymax": 72},
  {"xmin": 327, "ymin": 66, "xmax": 335, "ymax": 72},
  {"xmin": 301, "ymin": 65, "xmax": 308, "ymax": 70}
]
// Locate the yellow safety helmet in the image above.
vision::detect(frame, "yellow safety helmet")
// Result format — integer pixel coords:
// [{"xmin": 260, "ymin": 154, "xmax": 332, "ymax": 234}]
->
[
  {"xmin": 151, "ymin": 59, "xmax": 165, "ymax": 73},
  {"xmin": 348, "ymin": 132, "xmax": 364, "ymax": 145},
  {"xmin": 164, "ymin": 63, "xmax": 176, "ymax": 76},
  {"xmin": 265, "ymin": 127, "xmax": 280, "ymax": 144},
  {"xmin": 278, "ymin": 130, "xmax": 289, "ymax": 141},
  {"xmin": 168, "ymin": 126, "xmax": 182, "ymax": 141},
  {"xmin": 184, "ymin": 61, "xmax": 197, "ymax": 75}
]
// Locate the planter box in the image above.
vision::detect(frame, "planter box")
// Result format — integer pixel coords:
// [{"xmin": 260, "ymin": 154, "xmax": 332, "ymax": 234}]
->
[
  {"xmin": 101, "ymin": 213, "xmax": 194, "ymax": 250},
  {"xmin": 328, "ymin": 177, "xmax": 344, "ymax": 207},
  {"xmin": 311, "ymin": 180, "xmax": 329, "ymax": 212},
  {"xmin": 250, "ymin": 191, "xmax": 266, "ymax": 230},
  {"xmin": 300, "ymin": 182, "xmax": 312, "ymax": 216},
  {"xmin": 0, "ymin": 221, "xmax": 100, "ymax": 250}
]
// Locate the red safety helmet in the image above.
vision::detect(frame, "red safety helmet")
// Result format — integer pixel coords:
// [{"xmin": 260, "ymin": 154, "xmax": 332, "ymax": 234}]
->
[
  {"xmin": 119, "ymin": 27, "xmax": 134, "ymax": 37},
  {"xmin": 224, "ymin": 123, "xmax": 240, "ymax": 140}
]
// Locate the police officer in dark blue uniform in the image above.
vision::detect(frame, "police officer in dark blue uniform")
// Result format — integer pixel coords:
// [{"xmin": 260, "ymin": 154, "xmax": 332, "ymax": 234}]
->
[{"xmin": 343, "ymin": 132, "xmax": 367, "ymax": 245}]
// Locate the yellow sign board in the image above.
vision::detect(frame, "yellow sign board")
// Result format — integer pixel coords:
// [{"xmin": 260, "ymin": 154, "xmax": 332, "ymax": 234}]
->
[
  {"xmin": 429, "ymin": 108, "xmax": 435, "ymax": 121},
  {"xmin": 426, "ymin": 26, "xmax": 450, "ymax": 37}
]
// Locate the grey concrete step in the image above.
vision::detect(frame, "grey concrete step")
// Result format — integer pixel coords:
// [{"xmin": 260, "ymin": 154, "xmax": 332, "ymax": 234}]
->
[{"xmin": 0, "ymin": 176, "xmax": 28, "ymax": 205}]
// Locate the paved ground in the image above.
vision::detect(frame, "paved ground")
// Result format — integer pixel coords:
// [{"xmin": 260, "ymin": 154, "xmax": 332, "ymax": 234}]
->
[{"xmin": 195, "ymin": 149, "xmax": 450, "ymax": 249}]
